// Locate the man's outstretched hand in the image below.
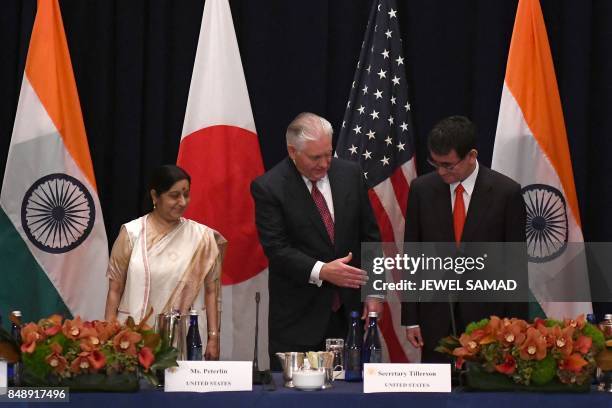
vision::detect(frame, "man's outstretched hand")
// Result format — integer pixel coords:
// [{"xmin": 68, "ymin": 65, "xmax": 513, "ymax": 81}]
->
[{"xmin": 319, "ymin": 252, "xmax": 368, "ymax": 289}]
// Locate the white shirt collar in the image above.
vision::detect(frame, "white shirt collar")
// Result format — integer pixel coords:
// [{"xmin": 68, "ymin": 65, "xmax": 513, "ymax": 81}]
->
[
  {"xmin": 302, "ymin": 174, "xmax": 330, "ymax": 190},
  {"xmin": 450, "ymin": 160, "xmax": 479, "ymax": 196}
]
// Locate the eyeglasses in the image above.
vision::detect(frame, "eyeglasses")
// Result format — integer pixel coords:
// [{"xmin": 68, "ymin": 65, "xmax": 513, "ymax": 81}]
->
[{"xmin": 427, "ymin": 155, "xmax": 467, "ymax": 171}]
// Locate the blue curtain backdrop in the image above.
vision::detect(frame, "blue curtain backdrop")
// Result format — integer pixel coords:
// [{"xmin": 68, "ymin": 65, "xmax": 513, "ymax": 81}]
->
[{"xmin": 1, "ymin": 0, "xmax": 611, "ymax": 312}]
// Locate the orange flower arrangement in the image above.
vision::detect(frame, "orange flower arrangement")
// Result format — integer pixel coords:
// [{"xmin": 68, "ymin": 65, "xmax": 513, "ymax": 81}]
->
[
  {"xmin": 18, "ymin": 314, "xmax": 177, "ymax": 387},
  {"xmin": 437, "ymin": 315, "xmax": 604, "ymax": 386}
]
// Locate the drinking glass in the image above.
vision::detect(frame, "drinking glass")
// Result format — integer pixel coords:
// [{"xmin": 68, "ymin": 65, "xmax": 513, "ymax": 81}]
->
[{"xmin": 325, "ymin": 338, "xmax": 344, "ymax": 372}]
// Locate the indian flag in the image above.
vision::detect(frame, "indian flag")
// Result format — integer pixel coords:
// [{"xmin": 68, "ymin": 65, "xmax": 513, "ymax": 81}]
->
[
  {"xmin": 0, "ymin": 0, "xmax": 108, "ymax": 324},
  {"xmin": 491, "ymin": 0, "xmax": 591, "ymax": 319}
]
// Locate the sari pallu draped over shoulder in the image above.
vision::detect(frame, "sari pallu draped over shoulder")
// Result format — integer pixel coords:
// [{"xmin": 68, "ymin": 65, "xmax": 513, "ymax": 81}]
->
[{"xmin": 113, "ymin": 215, "xmax": 226, "ymax": 326}]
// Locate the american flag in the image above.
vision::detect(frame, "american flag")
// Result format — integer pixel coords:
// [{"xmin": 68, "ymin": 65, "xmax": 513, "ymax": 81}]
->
[{"xmin": 336, "ymin": 0, "xmax": 417, "ymax": 363}]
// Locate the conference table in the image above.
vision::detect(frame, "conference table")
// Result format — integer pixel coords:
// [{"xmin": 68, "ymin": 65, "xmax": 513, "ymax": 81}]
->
[{"xmin": 4, "ymin": 373, "xmax": 612, "ymax": 407}]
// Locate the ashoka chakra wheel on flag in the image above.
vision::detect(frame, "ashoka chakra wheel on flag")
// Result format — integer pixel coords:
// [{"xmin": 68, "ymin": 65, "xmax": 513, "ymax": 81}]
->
[
  {"xmin": 522, "ymin": 184, "xmax": 568, "ymax": 263},
  {"xmin": 21, "ymin": 173, "xmax": 96, "ymax": 254}
]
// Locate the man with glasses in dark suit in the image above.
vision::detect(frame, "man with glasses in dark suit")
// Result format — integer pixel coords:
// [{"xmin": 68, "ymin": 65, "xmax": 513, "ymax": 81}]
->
[{"xmin": 401, "ymin": 115, "xmax": 527, "ymax": 363}]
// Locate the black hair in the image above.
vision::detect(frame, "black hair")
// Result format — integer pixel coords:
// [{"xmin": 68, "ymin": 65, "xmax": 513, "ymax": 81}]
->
[
  {"xmin": 427, "ymin": 115, "xmax": 477, "ymax": 159},
  {"xmin": 142, "ymin": 164, "xmax": 191, "ymax": 213}
]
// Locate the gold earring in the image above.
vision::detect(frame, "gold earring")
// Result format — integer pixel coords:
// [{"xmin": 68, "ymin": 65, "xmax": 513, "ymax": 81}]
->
[{"xmin": 153, "ymin": 202, "xmax": 156, "ymax": 209}]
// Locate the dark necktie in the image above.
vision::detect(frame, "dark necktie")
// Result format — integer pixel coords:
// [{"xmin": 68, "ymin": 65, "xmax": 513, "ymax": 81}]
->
[
  {"xmin": 311, "ymin": 180, "xmax": 334, "ymax": 243},
  {"xmin": 453, "ymin": 183, "xmax": 466, "ymax": 245},
  {"xmin": 311, "ymin": 180, "xmax": 340, "ymax": 311}
]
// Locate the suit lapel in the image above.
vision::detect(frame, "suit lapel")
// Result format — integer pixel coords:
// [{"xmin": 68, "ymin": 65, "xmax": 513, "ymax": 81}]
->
[
  {"xmin": 462, "ymin": 167, "xmax": 492, "ymax": 242},
  {"xmin": 328, "ymin": 163, "xmax": 346, "ymax": 247},
  {"xmin": 432, "ymin": 176, "xmax": 455, "ymax": 242},
  {"xmin": 286, "ymin": 159, "xmax": 334, "ymax": 247}
]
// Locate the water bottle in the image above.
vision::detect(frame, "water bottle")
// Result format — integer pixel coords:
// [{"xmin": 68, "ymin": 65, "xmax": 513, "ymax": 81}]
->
[
  {"xmin": 600, "ymin": 314, "xmax": 612, "ymax": 339},
  {"xmin": 588, "ymin": 313, "xmax": 600, "ymax": 384},
  {"xmin": 10, "ymin": 311, "xmax": 22, "ymax": 342},
  {"xmin": 344, "ymin": 311, "xmax": 362, "ymax": 382},
  {"xmin": 362, "ymin": 311, "xmax": 382, "ymax": 364},
  {"xmin": 8, "ymin": 311, "xmax": 22, "ymax": 386},
  {"xmin": 587, "ymin": 313, "xmax": 597, "ymax": 325},
  {"xmin": 598, "ymin": 314, "xmax": 612, "ymax": 389},
  {"xmin": 186, "ymin": 309, "xmax": 202, "ymax": 361}
]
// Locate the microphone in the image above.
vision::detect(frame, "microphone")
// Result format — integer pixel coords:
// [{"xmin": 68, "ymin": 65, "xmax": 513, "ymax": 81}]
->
[
  {"xmin": 448, "ymin": 299, "xmax": 457, "ymax": 337},
  {"xmin": 251, "ymin": 291, "xmax": 274, "ymax": 389},
  {"xmin": 253, "ymin": 291, "xmax": 260, "ymax": 373}
]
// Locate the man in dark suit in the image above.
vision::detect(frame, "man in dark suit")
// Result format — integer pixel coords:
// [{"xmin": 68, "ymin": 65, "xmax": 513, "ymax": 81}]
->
[
  {"xmin": 401, "ymin": 115, "xmax": 527, "ymax": 363},
  {"xmin": 251, "ymin": 112, "xmax": 383, "ymax": 370}
]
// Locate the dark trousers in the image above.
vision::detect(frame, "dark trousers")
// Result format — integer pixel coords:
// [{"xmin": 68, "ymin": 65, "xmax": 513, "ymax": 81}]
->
[{"xmin": 269, "ymin": 306, "xmax": 349, "ymax": 371}]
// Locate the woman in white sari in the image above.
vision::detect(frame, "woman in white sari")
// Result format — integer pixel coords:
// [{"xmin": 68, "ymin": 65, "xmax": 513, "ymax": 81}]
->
[{"xmin": 105, "ymin": 165, "xmax": 226, "ymax": 360}]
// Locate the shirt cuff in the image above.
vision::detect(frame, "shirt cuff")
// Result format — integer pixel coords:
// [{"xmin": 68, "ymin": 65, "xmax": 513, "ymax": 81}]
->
[
  {"xmin": 405, "ymin": 325, "xmax": 420, "ymax": 329},
  {"xmin": 309, "ymin": 261, "xmax": 324, "ymax": 287},
  {"xmin": 366, "ymin": 294, "xmax": 385, "ymax": 300}
]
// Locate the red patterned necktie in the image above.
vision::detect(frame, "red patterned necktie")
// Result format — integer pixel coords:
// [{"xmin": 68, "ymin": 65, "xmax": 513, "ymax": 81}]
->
[
  {"xmin": 311, "ymin": 180, "xmax": 340, "ymax": 311},
  {"xmin": 311, "ymin": 180, "xmax": 334, "ymax": 243},
  {"xmin": 453, "ymin": 183, "xmax": 466, "ymax": 245}
]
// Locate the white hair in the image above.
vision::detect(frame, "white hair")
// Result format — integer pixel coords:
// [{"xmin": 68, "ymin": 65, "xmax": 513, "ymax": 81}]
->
[{"xmin": 286, "ymin": 112, "xmax": 333, "ymax": 150}]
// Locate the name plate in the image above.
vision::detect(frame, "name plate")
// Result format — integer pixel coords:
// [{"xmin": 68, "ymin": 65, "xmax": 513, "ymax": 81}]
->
[
  {"xmin": 0, "ymin": 360, "xmax": 6, "ymax": 392},
  {"xmin": 363, "ymin": 363, "xmax": 451, "ymax": 393},
  {"xmin": 164, "ymin": 361, "xmax": 252, "ymax": 392}
]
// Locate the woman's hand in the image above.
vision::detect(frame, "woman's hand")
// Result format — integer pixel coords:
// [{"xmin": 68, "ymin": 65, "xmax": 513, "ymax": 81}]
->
[{"xmin": 205, "ymin": 336, "xmax": 220, "ymax": 360}]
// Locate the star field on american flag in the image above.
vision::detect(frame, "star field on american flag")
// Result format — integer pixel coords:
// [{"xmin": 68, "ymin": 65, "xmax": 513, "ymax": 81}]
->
[
  {"xmin": 336, "ymin": 0, "xmax": 415, "ymax": 189},
  {"xmin": 335, "ymin": 0, "xmax": 418, "ymax": 364}
]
